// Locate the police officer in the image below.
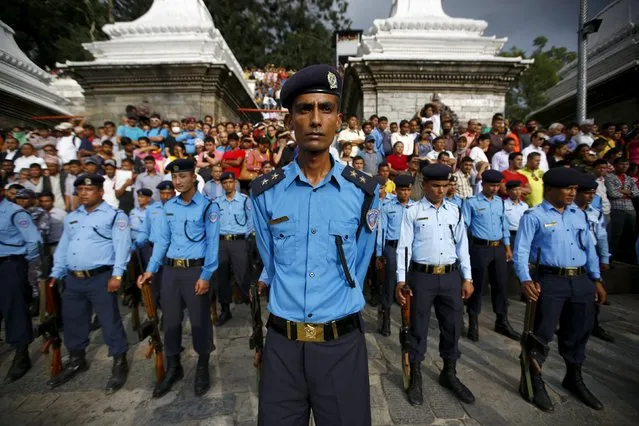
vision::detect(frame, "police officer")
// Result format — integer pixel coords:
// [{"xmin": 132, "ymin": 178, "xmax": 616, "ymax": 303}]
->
[
  {"xmin": 250, "ymin": 64, "xmax": 379, "ymax": 426},
  {"xmin": 138, "ymin": 159, "xmax": 220, "ymax": 398},
  {"xmin": 396, "ymin": 164, "xmax": 475, "ymax": 405},
  {"xmin": 49, "ymin": 174, "xmax": 131, "ymax": 393},
  {"xmin": 462, "ymin": 170, "xmax": 520, "ymax": 341},
  {"xmin": 574, "ymin": 176, "xmax": 614, "ymax": 343},
  {"xmin": 444, "ymin": 176, "xmax": 463, "ymax": 208},
  {"xmin": 0, "ymin": 178, "xmax": 42, "ymax": 382},
  {"xmin": 514, "ymin": 167, "xmax": 606, "ymax": 412},
  {"xmin": 130, "ymin": 188, "xmax": 153, "ymax": 265},
  {"xmin": 376, "ymin": 174, "xmax": 415, "ymax": 336},
  {"xmin": 504, "ymin": 181, "xmax": 529, "ymax": 240},
  {"xmin": 214, "ymin": 171, "xmax": 252, "ymax": 326}
]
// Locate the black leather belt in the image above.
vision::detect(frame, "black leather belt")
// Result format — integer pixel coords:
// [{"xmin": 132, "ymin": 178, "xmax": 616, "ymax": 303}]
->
[
  {"xmin": 385, "ymin": 240, "xmax": 398, "ymax": 248},
  {"xmin": 410, "ymin": 261, "xmax": 457, "ymax": 275},
  {"xmin": 472, "ymin": 237, "xmax": 502, "ymax": 247},
  {"xmin": 166, "ymin": 258, "xmax": 205, "ymax": 268},
  {"xmin": 0, "ymin": 255, "xmax": 25, "ymax": 263},
  {"xmin": 539, "ymin": 265, "xmax": 586, "ymax": 277},
  {"xmin": 70, "ymin": 265, "xmax": 112, "ymax": 279},
  {"xmin": 267, "ymin": 313, "xmax": 360, "ymax": 342},
  {"xmin": 220, "ymin": 234, "xmax": 246, "ymax": 241}
]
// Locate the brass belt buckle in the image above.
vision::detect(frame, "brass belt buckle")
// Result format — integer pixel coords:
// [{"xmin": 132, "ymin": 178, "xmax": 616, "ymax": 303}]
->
[
  {"xmin": 223, "ymin": 235, "xmax": 233, "ymax": 241},
  {"xmin": 174, "ymin": 259, "xmax": 185, "ymax": 268},
  {"xmin": 74, "ymin": 270, "xmax": 86, "ymax": 278},
  {"xmin": 565, "ymin": 267, "xmax": 577, "ymax": 277},
  {"xmin": 296, "ymin": 322, "xmax": 324, "ymax": 342},
  {"xmin": 432, "ymin": 265, "xmax": 445, "ymax": 275},
  {"xmin": 489, "ymin": 240, "xmax": 500, "ymax": 247}
]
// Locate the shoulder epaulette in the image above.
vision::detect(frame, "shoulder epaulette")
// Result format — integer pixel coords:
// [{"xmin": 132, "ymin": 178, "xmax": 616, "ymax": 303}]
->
[
  {"xmin": 250, "ymin": 168, "xmax": 285, "ymax": 197},
  {"xmin": 342, "ymin": 165, "xmax": 376, "ymax": 195}
]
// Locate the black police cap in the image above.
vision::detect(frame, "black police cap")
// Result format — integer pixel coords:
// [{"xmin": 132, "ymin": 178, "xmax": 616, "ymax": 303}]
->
[
  {"xmin": 137, "ymin": 188, "xmax": 153, "ymax": 197},
  {"xmin": 156, "ymin": 181, "xmax": 175, "ymax": 190},
  {"xmin": 482, "ymin": 169, "xmax": 504, "ymax": 184},
  {"xmin": 505, "ymin": 180, "xmax": 522, "ymax": 190},
  {"xmin": 422, "ymin": 164, "xmax": 452, "ymax": 180},
  {"xmin": 393, "ymin": 174, "xmax": 413, "ymax": 188},
  {"xmin": 220, "ymin": 172, "xmax": 236, "ymax": 181},
  {"xmin": 542, "ymin": 167, "xmax": 582, "ymax": 188},
  {"xmin": 15, "ymin": 188, "xmax": 37, "ymax": 199},
  {"xmin": 166, "ymin": 159, "xmax": 195, "ymax": 173},
  {"xmin": 577, "ymin": 175, "xmax": 598, "ymax": 192},
  {"xmin": 74, "ymin": 173, "xmax": 105, "ymax": 188},
  {"xmin": 280, "ymin": 64, "xmax": 342, "ymax": 110}
]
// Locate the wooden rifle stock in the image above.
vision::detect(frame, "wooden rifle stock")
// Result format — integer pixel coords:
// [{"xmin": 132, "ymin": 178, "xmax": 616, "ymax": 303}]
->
[
  {"xmin": 399, "ymin": 247, "xmax": 411, "ymax": 390},
  {"xmin": 41, "ymin": 279, "xmax": 62, "ymax": 378},
  {"xmin": 519, "ymin": 248, "xmax": 542, "ymax": 402},
  {"xmin": 140, "ymin": 277, "xmax": 165, "ymax": 383}
]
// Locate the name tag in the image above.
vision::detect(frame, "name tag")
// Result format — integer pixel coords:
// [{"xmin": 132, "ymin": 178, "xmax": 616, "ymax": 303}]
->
[
  {"xmin": 269, "ymin": 216, "xmax": 289, "ymax": 225},
  {"xmin": 417, "ymin": 217, "xmax": 429, "ymax": 221},
  {"xmin": 544, "ymin": 222, "xmax": 557, "ymax": 228},
  {"xmin": 166, "ymin": 213, "xmax": 174, "ymax": 216},
  {"xmin": 506, "ymin": 209, "xmax": 512, "ymax": 212},
  {"xmin": 477, "ymin": 208, "xmax": 486, "ymax": 212},
  {"xmin": 70, "ymin": 220, "xmax": 78, "ymax": 225}
]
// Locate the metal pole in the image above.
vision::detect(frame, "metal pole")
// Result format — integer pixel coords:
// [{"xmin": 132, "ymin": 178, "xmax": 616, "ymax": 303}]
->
[{"xmin": 577, "ymin": 0, "xmax": 588, "ymax": 122}]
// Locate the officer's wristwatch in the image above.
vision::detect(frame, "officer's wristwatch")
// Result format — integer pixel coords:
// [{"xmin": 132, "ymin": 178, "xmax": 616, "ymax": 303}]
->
[{"xmin": 112, "ymin": 276, "xmax": 122, "ymax": 281}]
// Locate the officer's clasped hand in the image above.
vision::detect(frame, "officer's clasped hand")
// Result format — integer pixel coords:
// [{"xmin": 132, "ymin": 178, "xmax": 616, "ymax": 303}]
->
[{"xmin": 521, "ymin": 280, "xmax": 541, "ymax": 302}]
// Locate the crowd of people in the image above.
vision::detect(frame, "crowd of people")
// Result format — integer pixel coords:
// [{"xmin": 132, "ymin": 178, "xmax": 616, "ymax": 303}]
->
[{"xmin": 244, "ymin": 66, "xmax": 296, "ymax": 111}]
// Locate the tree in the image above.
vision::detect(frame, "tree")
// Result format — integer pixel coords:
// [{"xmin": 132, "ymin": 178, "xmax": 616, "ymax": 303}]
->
[
  {"xmin": 111, "ymin": 0, "xmax": 153, "ymax": 22},
  {"xmin": 501, "ymin": 36, "xmax": 577, "ymax": 120}
]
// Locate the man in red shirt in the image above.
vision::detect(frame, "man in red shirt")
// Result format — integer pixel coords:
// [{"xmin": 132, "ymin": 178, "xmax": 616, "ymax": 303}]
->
[
  {"xmin": 500, "ymin": 152, "xmax": 530, "ymax": 199},
  {"xmin": 221, "ymin": 133, "xmax": 245, "ymax": 178}
]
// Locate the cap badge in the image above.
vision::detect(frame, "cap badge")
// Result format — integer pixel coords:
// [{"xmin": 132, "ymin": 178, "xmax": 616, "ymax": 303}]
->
[
  {"xmin": 84, "ymin": 178, "xmax": 91, "ymax": 185},
  {"xmin": 173, "ymin": 165, "xmax": 179, "ymax": 172},
  {"xmin": 328, "ymin": 72, "xmax": 338, "ymax": 90}
]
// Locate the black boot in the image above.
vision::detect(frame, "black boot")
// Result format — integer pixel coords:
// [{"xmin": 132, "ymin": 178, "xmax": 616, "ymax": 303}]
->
[
  {"xmin": 407, "ymin": 363, "xmax": 423, "ymax": 405},
  {"xmin": 591, "ymin": 325, "xmax": 614, "ymax": 343},
  {"xmin": 153, "ymin": 355, "xmax": 184, "ymax": 398},
  {"xmin": 194, "ymin": 355, "xmax": 210, "ymax": 396},
  {"xmin": 4, "ymin": 344, "xmax": 31, "ymax": 382},
  {"xmin": 438, "ymin": 360, "xmax": 475, "ymax": 404},
  {"xmin": 380, "ymin": 308, "xmax": 391, "ymax": 337},
  {"xmin": 562, "ymin": 362, "xmax": 603, "ymax": 410},
  {"xmin": 527, "ymin": 372, "xmax": 554, "ymax": 412},
  {"xmin": 49, "ymin": 350, "xmax": 89, "ymax": 388},
  {"xmin": 105, "ymin": 354, "xmax": 129, "ymax": 394},
  {"xmin": 467, "ymin": 314, "xmax": 479, "ymax": 341},
  {"xmin": 215, "ymin": 304, "xmax": 232, "ymax": 326},
  {"xmin": 495, "ymin": 314, "xmax": 521, "ymax": 341}
]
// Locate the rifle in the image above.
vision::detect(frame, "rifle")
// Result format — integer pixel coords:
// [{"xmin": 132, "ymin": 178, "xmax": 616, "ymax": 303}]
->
[
  {"xmin": 399, "ymin": 247, "xmax": 411, "ymax": 390},
  {"xmin": 124, "ymin": 250, "xmax": 143, "ymax": 331},
  {"xmin": 248, "ymin": 283, "xmax": 264, "ymax": 387},
  {"xmin": 138, "ymin": 275, "xmax": 165, "ymax": 383},
  {"xmin": 376, "ymin": 229, "xmax": 386, "ymax": 329},
  {"xmin": 39, "ymin": 279, "xmax": 62, "ymax": 379}
]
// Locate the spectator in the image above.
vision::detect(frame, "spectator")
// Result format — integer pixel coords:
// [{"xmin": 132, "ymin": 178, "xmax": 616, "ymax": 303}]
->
[
  {"xmin": 487, "ymin": 114, "xmax": 506, "ymax": 161},
  {"xmin": 469, "ymin": 133, "xmax": 491, "ymax": 169},
  {"xmin": 28, "ymin": 127, "xmax": 56, "ymax": 156},
  {"xmin": 176, "ymin": 117, "xmax": 204, "ymax": 155},
  {"xmin": 339, "ymin": 142, "xmax": 353, "ymax": 166},
  {"xmin": 56, "ymin": 122, "xmax": 81, "ymax": 164},
  {"xmin": 461, "ymin": 119, "xmax": 480, "ymax": 146},
  {"xmin": 146, "ymin": 113, "xmax": 169, "ymax": 151},
  {"xmin": 522, "ymin": 130, "xmax": 550, "ymax": 172},
  {"xmin": 605, "ymin": 157, "xmax": 639, "ymax": 263},
  {"xmin": 116, "ymin": 158, "xmax": 135, "ymax": 213},
  {"xmin": 22, "ymin": 163, "xmax": 49, "ymax": 194},
  {"xmin": 548, "ymin": 141, "xmax": 569, "ymax": 169},
  {"xmin": 500, "ymin": 152, "xmax": 531, "ymax": 199},
  {"xmin": 1, "ymin": 136, "xmax": 20, "ymax": 161},
  {"xmin": 575, "ymin": 119, "xmax": 596, "ymax": 147},
  {"xmin": 117, "ymin": 114, "xmax": 145, "ymax": 143},
  {"xmin": 519, "ymin": 152, "xmax": 544, "ymax": 207},
  {"xmin": 592, "ymin": 159, "xmax": 611, "ymax": 225},
  {"xmin": 415, "ymin": 130, "xmax": 433, "ymax": 160},
  {"xmin": 386, "ymin": 142, "xmax": 408, "ymax": 174},
  {"xmin": 102, "ymin": 160, "xmax": 120, "ymax": 209},
  {"xmin": 246, "ymin": 137, "xmax": 270, "ymax": 173},
  {"xmin": 63, "ymin": 159, "xmax": 81, "ymax": 211},
  {"xmin": 439, "ymin": 119, "xmax": 455, "ymax": 152},
  {"xmin": 43, "ymin": 160, "xmax": 65, "ymax": 211},
  {"xmin": 14, "ymin": 143, "xmax": 46, "ymax": 173},
  {"xmin": 491, "ymin": 137, "xmax": 516, "ymax": 172},
  {"xmin": 378, "ymin": 163, "xmax": 395, "ymax": 194},
  {"xmin": 338, "ymin": 116, "xmax": 365, "ymax": 157},
  {"xmin": 391, "ymin": 120, "xmax": 414, "ymax": 156},
  {"xmin": 506, "ymin": 120, "xmax": 524, "ymax": 152},
  {"xmin": 453, "ymin": 157, "xmax": 476, "ymax": 199},
  {"xmin": 134, "ymin": 155, "xmax": 163, "ymax": 205},
  {"xmin": 570, "ymin": 143, "xmax": 595, "ymax": 174},
  {"xmin": 360, "ymin": 135, "xmax": 383, "ymax": 176},
  {"xmin": 221, "ymin": 133, "xmax": 244, "ymax": 178}
]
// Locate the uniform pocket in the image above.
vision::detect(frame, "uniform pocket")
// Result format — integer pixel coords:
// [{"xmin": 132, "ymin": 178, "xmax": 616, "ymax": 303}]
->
[{"xmin": 270, "ymin": 220, "xmax": 297, "ymax": 265}]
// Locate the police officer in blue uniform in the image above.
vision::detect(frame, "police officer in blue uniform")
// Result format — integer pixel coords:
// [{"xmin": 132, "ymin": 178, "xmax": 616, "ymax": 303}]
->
[
  {"xmin": 396, "ymin": 164, "xmax": 475, "ymax": 405},
  {"xmin": 138, "ymin": 159, "xmax": 220, "ymax": 398},
  {"xmin": 444, "ymin": 176, "xmax": 463, "ymax": 208},
  {"xmin": 130, "ymin": 187, "xmax": 153, "ymax": 259},
  {"xmin": 574, "ymin": 176, "xmax": 614, "ymax": 343},
  {"xmin": 214, "ymin": 171, "xmax": 252, "ymax": 326},
  {"xmin": 514, "ymin": 168, "xmax": 606, "ymax": 412},
  {"xmin": 462, "ymin": 170, "xmax": 520, "ymax": 341},
  {"xmin": 250, "ymin": 64, "xmax": 379, "ymax": 426},
  {"xmin": 376, "ymin": 174, "xmax": 415, "ymax": 336},
  {"xmin": 49, "ymin": 174, "xmax": 131, "ymax": 393},
  {"xmin": 0, "ymin": 178, "xmax": 42, "ymax": 382}
]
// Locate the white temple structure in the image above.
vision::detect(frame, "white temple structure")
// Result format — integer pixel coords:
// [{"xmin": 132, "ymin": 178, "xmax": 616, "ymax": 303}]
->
[
  {"xmin": 58, "ymin": 0, "xmax": 259, "ymax": 123},
  {"xmin": 342, "ymin": 0, "xmax": 531, "ymax": 125},
  {"xmin": 0, "ymin": 20, "xmax": 73, "ymax": 128}
]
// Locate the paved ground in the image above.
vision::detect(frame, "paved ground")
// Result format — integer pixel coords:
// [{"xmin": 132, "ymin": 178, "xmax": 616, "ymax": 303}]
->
[{"xmin": 1, "ymin": 294, "xmax": 638, "ymax": 426}]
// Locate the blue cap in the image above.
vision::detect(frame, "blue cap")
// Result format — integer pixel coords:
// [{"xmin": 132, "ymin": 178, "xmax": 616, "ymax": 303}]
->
[
  {"xmin": 15, "ymin": 188, "xmax": 37, "ymax": 199},
  {"xmin": 422, "ymin": 164, "xmax": 452, "ymax": 180},
  {"xmin": 136, "ymin": 188, "xmax": 153, "ymax": 197},
  {"xmin": 220, "ymin": 172, "xmax": 236, "ymax": 181},
  {"xmin": 74, "ymin": 173, "xmax": 105, "ymax": 187},
  {"xmin": 166, "ymin": 159, "xmax": 195, "ymax": 173},
  {"xmin": 482, "ymin": 170, "xmax": 504, "ymax": 184},
  {"xmin": 156, "ymin": 181, "xmax": 175, "ymax": 190},
  {"xmin": 543, "ymin": 167, "xmax": 582, "ymax": 188},
  {"xmin": 280, "ymin": 64, "xmax": 342, "ymax": 109}
]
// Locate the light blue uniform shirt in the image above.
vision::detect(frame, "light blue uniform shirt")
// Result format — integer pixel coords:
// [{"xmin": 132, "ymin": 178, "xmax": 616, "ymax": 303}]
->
[
  {"xmin": 376, "ymin": 197, "xmax": 415, "ymax": 256},
  {"xmin": 251, "ymin": 159, "xmax": 380, "ymax": 323},
  {"xmin": 504, "ymin": 198, "xmax": 529, "ymax": 231},
  {"xmin": 577, "ymin": 203, "xmax": 610, "ymax": 264},
  {"xmin": 445, "ymin": 194, "xmax": 463, "ymax": 209},
  {"xmin": 203, "ymin": 180, "xmax": 240, "ymax": 201},
  {"xmin": 176, "ymin": 130, "xmax": 205, "ymax": 155},
  {"xmin": 146, "ymin": 191, "xmax": 220, "ymax": 281},
  {"xmin": 462, "ymin": 193, "xmax": 510, "ymax": 245},
  {"xmin": 129, "ymin": 206, "xmax": 147, "ymax": 249},
  {"xmin": 513, "ymin": 200, "xmax": 600, "ymax": 282},
  {"xmin": 216, "ymin": 191, "xmax": 253, "ymax": 236},
  {"xmin": 396, "ymin": 199, "xmax": 471, "ymax": 281},
  {"xmin": 51, "ymin": 202, "xmax": 131, "ymax": 278},
  {"xmin": 135, "ymin": 201, "xmax": 166, "ymax": 247},
  {"xmin": 0, "ymin": 198, "xmax": 42, "ymax": 261}
]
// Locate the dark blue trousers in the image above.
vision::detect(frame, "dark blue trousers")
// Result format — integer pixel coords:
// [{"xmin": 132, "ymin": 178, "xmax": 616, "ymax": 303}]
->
[
  {"xmin": 408, "ymin": 270, "xmax": 462, "ymax": 363},
  {"xmin": 467, "ymin": 243, "xmax": 508, "ymax": 316},
  {"xmin": 62, "ymin": 270, "xmax": 128, "ymax": 356},
  {"xmin": 533, "ymin": 273, "xmax": 595, "ymax": 364},
  {"xmin": 161, "ymin": 266, "xmax": 212, "ymax": 357},
  {"xmin": 381, "ymin": 244, "xmax": 398, "ymax": 309},
  {"xmin": 217, "ymin": 239, "xmax": 250, "ymax": 304},
  {"xmin": 258, "ymin": 325, "xmax": 371, "ymax": 426},
  {"xmin": 0, "ymin": 257, "xmax": 33, "ymax": 345}
]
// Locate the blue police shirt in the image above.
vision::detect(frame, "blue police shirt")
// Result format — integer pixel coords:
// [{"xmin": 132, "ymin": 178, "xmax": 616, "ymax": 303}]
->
[
  {"xmin": 135, "ymin": 201, "xmax": 166, "ymax": 247},
  {"xmin": 0, "ymin": 198, "xmax": 42, "ymax": 260},
  {"xmin": 146, "ymin": 191, "xmax": 220, "ymax": 281},
  {"xmin": 445, "ymin": 194, "xmax": 463, "ymax": 209},
  {"xmin": 462, "ymin": 193, "xmax": 510, "ymax": 245},
  {"xmin": 513, "ymin": 200, "xmax": 601, "ymax": 282},
  {"xmin": 176, "ymin": 130, "xmax": 205, "ymax": 155},
  {"xmin": 203, "ymin": 180, "xmax": 240, "ymax": 201},
  {"xmin": 51, "ymin": 202, "xmax": 131, "ymax": 278},
  {"xmin": 504, "ymin": 198, "xmax": 529, "ymax": 231},
  {"xmin": 578, "ymin": 203, "xmax": 610, "ymax": 264},
  {"xmin": 591, "ymin": 194, "xmax": 602, "ymax": 212},
  {"xmin": 129, "ymin": 206, "xmax": 147, "ymax": 249},
  {"xmin": 251, "ymin": 159, "xmax": 380, "ymax": 323},
  {"xmin": 216, "ymin": 191, "xmax": 253, "ymax": 236},
  {"xmin": 376, "ymin": 197, "xmax": 415, "ymax": 256},
  {"xmin": 396, "ymin": 199, "xmax": 471, "ymax": 281}
]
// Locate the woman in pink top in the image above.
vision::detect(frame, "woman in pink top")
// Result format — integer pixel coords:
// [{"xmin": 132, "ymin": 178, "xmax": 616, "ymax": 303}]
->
[{"xmin": 246, "ymin": 138, "xmax": 271, "ymax": 172}]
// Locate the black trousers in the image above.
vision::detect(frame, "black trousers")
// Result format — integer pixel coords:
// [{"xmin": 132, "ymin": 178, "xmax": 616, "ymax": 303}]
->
[
  {"xmin": 408, "ymin": 270, "xmax": 463, "ymax": 363},
  {"xmin": 258, "ymin": 325, "xmax": 371, "ymax": 426},
  {"xmin": 161, "ymin": 266, "xmax": 213, "ymax": 357},
  {"xmin": 0, "ymin": 257, "xmax": 32, "ymax": 345},
  {"xmin": 467, "ymin": 243, "xmax": 508, "ymax": 316},
  {"xmin": 381, "ymin": 244, "xmax": 398, "ymax": 309},
  {"xmin": 533, "ymin": 273, "xmax": 595, "ymax": 365},
  {"xmin": 217, "ymin": 239, "xmax": 250, "ymax": 304}
]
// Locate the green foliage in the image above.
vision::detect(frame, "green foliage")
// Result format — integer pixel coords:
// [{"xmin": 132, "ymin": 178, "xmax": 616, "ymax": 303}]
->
[
  {"xmin": 501, "ymin": 37, "xmax": 577, "ymax": 121},
  {"xmin": 111, "ymin": 0, "xmax": 153, "ymax": 22}
]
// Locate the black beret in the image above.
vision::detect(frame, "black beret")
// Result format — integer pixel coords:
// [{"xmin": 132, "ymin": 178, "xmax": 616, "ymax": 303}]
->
[
  {"xmin": 280, "ymin": 64, "xmax": 342, "ymax": 110},
  {"xmin": 374, "ymin": 176, "xmax": 387, "ymax": 186},
  {"xmin": 394, "ymin": 174, "xmax": 414, "ymax": 188},
  {"xmin": 157, "ymin": 181, "xmax": 175, "ymax": 190},
  {"xmin": 15, "ymin": 188, "xmax": 37, "ymax": 199},
  {"xmin": 220, "ymin": 172, "xmax": 236, "ymax": 181},
  {"xmin": 137, "ymin": 188, "xmax": 153, "ymax": 197},
  {"xmin": 542, "ymin": 167, "xmax": 582, "ymax": 188},
  {"xmin": 577, "ymin": 175, "xmax": 598, "ymax": 192},
  {"xmin": 482, "ymin": 170, "xmax": 504, "ymax": 184},
  {"xmin": 166, "ymin": 159, "xmax": 195, "ymax": 173},
  {"xmin": 422, "ymin": 164, "xmax": 452, "ymax": 180},
  {"xmin": 505, "ymin": 180, "xmax": 522, "ymax": 190},
  {"xmin": 74, "ymin": 173, "xmax": 105, "ymax": 188}
]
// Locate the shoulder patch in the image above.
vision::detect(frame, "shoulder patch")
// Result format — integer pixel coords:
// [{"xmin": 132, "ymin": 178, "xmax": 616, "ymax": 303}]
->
[
  {"xmin": 115, "ymin": 218, "xmax": 128, "ymax": 230},
  {"xmin": 366, "ymin": 208, "xmax": 380, "ymax": 230},
  {"xmin": 342, "ymin": 165, "xmax": 376, "ymax": 196},
  {"xmin": 250, "ymin": 168, "xmax": 285, "ymax": 197},
  {"xmin": 209, "ymin": 209, "xmax": 219, "ymax": 223}
]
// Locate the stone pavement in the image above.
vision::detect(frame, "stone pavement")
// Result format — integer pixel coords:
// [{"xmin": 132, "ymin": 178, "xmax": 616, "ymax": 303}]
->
[{"xmin": 1, "ymin": 295, "xmax": 638, "ymax": 426}]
